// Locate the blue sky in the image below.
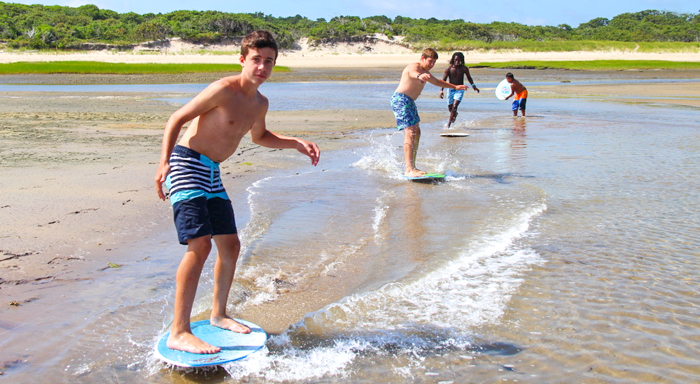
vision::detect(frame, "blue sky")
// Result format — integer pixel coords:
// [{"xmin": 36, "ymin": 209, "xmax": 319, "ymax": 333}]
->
[{"xmin": 10, "ymin": 0, "xmax": 700, "ymax": 27}]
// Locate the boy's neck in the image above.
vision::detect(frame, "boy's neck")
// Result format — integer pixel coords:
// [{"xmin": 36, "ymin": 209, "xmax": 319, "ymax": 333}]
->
[{"xmin": 237, "ymin": 75, "xmax": 263, "ymax": 96}]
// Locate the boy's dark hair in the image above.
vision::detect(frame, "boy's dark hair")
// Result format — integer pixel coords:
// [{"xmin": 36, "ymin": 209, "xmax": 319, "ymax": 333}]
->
[
  {"xmin": 421, "ymin": 48, "xmax": 438, "ymax": 60},
  {"xmin": 506, "ymin": 72, "xmax": 514, "ymax": 79},
  {"xmin": 241, "ymin": 30, "xmax": 278, "ymax": 59},
  {"xmin": 449, "ymin": 52, "xmax": 465, "ymax": 65}
]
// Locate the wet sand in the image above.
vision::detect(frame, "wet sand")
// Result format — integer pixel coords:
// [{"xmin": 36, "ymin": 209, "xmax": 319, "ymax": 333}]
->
[
  {"xmin": 1, "ymin": 57, "xmax": 698, "ymax": 375},
  {"xmin": 0, "ymin": 94, "xmax": 421, "ymax": 296}
]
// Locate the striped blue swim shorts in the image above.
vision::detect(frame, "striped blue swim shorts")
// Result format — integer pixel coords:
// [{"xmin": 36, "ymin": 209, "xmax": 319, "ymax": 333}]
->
[
  {"xmin": 166, "ymin": 145, "xmax": 229, "ymax": 205},
  {"xmin": 165, "ymin": 145, "xmax": 236, "ymax": 244}
]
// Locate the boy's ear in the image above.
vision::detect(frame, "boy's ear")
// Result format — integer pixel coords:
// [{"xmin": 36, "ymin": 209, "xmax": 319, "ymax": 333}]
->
[{"xmin": 239, "ymin": 54, "xmax": 245, "ymax": 66}]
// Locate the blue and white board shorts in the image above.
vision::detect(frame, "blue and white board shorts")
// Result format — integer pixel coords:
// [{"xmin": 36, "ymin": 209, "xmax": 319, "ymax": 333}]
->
[
  {"xmin": 446, "ymin": 89, "xmax": 464, "ymax": 105},
  {"xmin": 166, "ymin": 145, "xmax": 237, "ymax": 244},
  {"xmin": 512, "ymin": 98, "xmax": 527, "ymax": 111},
  {"xmin": 390, "ymin": 92, "xmax": 420, "ymax": 130}
]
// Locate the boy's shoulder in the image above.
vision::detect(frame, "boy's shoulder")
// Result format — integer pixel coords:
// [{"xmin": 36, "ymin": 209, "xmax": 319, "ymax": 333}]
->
[
  {"xmin": 204, "ymin": 75, "xmax": 268, "ymax": 109},
  {"xmin": 211, "ymin": 75, "xmax": 240, "ymax": 90}
]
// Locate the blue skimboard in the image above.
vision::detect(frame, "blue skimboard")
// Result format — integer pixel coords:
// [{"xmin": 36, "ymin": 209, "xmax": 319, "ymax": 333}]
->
[
  {"xmin": 155, "ymin": 319, "xmax": 267, "ymax": 367},
  {"xmin": 403, "ymin": 173, "xmax": 446, "ymax": 183}
]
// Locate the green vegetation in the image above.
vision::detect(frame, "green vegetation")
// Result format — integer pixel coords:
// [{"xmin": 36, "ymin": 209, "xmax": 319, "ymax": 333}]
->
[
  {"xmin": 0, "ymin": 61, "xmax": 291, "ymax": 74},
  {"xmin": 0, "ymin": 3, "xmax": 698, "ymax": 51},
  {"xmin": 474, "ymin": 60, "xmax": 700, "ymax": 71}
]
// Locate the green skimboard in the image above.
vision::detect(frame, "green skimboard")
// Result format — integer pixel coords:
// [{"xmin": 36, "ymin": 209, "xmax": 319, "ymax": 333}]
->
[{"xmin": 403, "ymin": 173, "xmax": 446, "ymax": 183}]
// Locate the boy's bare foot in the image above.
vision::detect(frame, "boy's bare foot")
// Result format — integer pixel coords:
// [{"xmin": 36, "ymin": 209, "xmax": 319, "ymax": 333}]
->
[
  {"xmin": 211, "ymin": 316, "xmax": 251, "ymax": 334},
  {"xmin": 167, "ymin": 332, "xmax": 221, "ymax": 354},
  {"xmin": 405, "ymin": 169, "xmax": 427, "ymax": 177}
]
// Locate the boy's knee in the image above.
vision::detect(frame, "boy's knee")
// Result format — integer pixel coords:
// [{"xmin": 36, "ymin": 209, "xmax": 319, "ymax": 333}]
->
[
  {"xmin": 405, "ymin": 125, "xmax": 420, "ymax": 135},
  {"xmin": 214, "ymin": 234, "xmax": 241, "ymax": 254},
  {"xmin": 187, "ymin": 236, "xmax": 213, "ymax": 255}
]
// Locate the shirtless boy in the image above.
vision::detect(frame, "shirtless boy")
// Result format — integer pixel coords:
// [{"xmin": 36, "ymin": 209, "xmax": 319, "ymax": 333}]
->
[
  {"xmin": 154, "ymin": 30, "xmax": 320, "ymax": 354},
  {"xmin": 391, "ymin": 48, "xmax": 468, "ymax": 177},
  {"xmin": 504, "ymin": 72, "xmax": 528, "ymax": 117},
  {"xmin": 439, "ymin": 52, "xmax": 480, "ymax": 127}
]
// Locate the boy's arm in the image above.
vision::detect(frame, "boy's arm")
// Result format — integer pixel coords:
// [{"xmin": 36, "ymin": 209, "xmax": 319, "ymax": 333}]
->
[
  {"xmin": 439, "ymin": 67, "xmax": 450, "ymax": 98},
  {"xmin": 464, "ymin": 65, "xmax": 480, "ymax": 93},
  {"xmin": 249, "ymin": 109, "xmax": 320, "ymax": 166},
  {"xmin": 504, "ymin": 83, "xmax": 516, "ymax": 100},
  {"xmin": 154, "ymin": 82, "xmax": 225, "ymax": 200},
  {"xmin": 420, "ymin": 73, "xmax": 468, "ymax": 91}
]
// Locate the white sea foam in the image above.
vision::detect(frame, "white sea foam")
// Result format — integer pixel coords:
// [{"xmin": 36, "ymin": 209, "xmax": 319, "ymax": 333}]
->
[
  {"xmin": 304, "ymin": 203, "xmax": 547, "ymax": 332},
  {"xmin": 371, "ymin": 190, "xmax": 393, "ymax": 241},
  {"xmin": 224, "ymin": 203, "xmax": 547, "ymax": 382},
  {"xmin": 351, "ymin": 130, "xmax": 402, "ymax": 178}
]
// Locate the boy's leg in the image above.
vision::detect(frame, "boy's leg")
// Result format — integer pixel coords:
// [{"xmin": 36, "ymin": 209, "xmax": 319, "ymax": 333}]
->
[
  {"xmin": 167, "ymin": 235, "xmax": 220, "ymax": 354},
  {"xmin": 520, "ymin": 98, "xmax": 527, "ymax": 116},
  {"xmin": 403, "ymin": 124, "xmax": 425, "ymax": 177},
  {"xmin": 449, "ymin": 100, "xmax": 461, "ymax": 127},
  {"xmin": 210, "ymin": 233, "xmax": 250, "ymax": 333}
]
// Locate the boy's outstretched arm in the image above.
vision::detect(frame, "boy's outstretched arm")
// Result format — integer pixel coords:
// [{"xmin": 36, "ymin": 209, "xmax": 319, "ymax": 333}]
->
[
  {"xmin": 250, "ymin": 114, "xmax": 320, "ymax": 166},
  {"xmin": 423, "ymin": 73, "xmax": 468, "ymax": 91}
]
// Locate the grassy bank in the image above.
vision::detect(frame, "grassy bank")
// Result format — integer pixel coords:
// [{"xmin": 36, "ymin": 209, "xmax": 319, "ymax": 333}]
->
[
  {"xmin": 0, "ymin": 61, "xmax": 291, "ymax": 74},
  {"xmin": 473, "ymin": 60, "xmax": 700, "ymax": 71},
  {"xmin": 434, "ymin": 40, "xmax": 700, "ymax": 53}
]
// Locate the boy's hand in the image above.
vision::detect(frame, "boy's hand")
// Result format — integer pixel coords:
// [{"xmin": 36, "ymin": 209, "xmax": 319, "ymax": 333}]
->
[
  {"xmin": 456, "ymin": 85, "xmax": 468, "ymax": 91},
  {"xmin": 154, "ymin": 163, "xmax": 170, "ymax": 200},
  {"xmin": 296, "ymin": 139, "xmax": 320, "ymax": 166},
  {"xmin": 473, "ymin": 85, "xmax": 480, "ymax": 93}
]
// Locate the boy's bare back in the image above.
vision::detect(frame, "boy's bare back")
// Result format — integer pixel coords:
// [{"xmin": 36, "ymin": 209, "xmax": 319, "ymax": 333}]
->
[{"xmin": 510, "ymin": 79, "xmax": 527, "ymax": 94}]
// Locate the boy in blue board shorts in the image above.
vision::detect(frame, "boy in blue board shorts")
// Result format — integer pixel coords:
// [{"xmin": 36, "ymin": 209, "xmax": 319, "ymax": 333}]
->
[
  {"xmin": 439, "ymin": 52, "xmax": 480, "ymax": 127},
  {"xmin": 391, "ymin": 48, "xmax": 468, "ymax": 177},
  {"xmin": 154, "ymin": 30, "xmax": 320, "ymax": 355}
]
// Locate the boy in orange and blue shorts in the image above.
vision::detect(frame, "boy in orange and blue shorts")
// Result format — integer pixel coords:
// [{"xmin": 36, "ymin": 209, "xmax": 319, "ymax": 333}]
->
[{"xmin": 504, "ymin": 72, "xmax": 528, "ymax": 117}]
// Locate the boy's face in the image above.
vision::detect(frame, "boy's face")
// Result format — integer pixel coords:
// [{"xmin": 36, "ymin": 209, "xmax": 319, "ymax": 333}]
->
[
  {"xmin": 506, "ymin": 77, "xmax": 514, "ymax": 83},
  {"xmin": 240, "ymin": 47, "xmax": 277, "ymax": 84},
  {"xmin": 420, "ymin": 56, "xmax": 436, "ymax": 70}
]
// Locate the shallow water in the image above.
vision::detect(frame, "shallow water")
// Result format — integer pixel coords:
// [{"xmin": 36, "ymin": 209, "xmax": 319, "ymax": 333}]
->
[{"xmin": 2, "ymin": 80, "xmax": 699, "ymax": 383}]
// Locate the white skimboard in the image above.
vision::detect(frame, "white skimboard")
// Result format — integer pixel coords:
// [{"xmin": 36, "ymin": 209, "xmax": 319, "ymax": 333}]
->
[
  {"xmin": 495, "ymin": 79, "xmax": 511, "ymax": 100},
  {"xmin": 440, "ymin": 132, "xmax": 470, "ymax": 137}
]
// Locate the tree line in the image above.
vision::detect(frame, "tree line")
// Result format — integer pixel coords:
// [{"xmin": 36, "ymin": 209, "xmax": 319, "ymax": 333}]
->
[{"xmin": 0, "ymin": 2, "xmax": 698, "ymax": 50}]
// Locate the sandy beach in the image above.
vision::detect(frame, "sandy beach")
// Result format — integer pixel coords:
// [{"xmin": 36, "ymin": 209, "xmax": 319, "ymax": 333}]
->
[
  {"xmin": 1, "ymin": 49, "xmax": 699, "ymax": 378},
  {"xmin": 2, "ymin": 46, "xmax": 700, "ymax": 66}
]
